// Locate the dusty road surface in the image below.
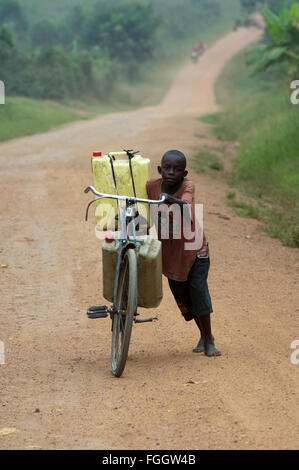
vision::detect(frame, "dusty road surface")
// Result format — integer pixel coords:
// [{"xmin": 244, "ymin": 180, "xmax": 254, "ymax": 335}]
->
[{"xmin": 1, "ymin": 24, "xmax": 298, "ymax": 450}]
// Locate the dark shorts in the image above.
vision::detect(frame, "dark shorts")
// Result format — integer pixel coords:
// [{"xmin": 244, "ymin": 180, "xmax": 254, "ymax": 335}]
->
[{"xmin": 168, "ymin": 255, "xmax": 213, "ymax": 321}]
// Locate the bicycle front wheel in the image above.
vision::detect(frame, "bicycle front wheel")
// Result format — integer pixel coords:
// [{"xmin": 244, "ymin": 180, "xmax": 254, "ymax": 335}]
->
[{"xmin": 111, "ymin": 248, "xmax": 137, "ymax": 377}]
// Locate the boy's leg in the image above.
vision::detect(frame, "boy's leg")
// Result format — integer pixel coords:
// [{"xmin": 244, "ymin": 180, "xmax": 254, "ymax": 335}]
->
[
  {"xmin": 188, "ymin": 256, "xmax": 221, "ymax": 356},
  {"xmin": 192, "ymin": 316, "xmax": 207, "ymax": 353},
  {"xmin": 168, "ymin": 280, "xmax": 205, "ymax": 351},
  {"xmin": 168, "ymin": 279, "xmax": 194, "ymax": 322},
  {"xmin": 195, "ymin": 314, "xmax": 221, "ymax": 356}
]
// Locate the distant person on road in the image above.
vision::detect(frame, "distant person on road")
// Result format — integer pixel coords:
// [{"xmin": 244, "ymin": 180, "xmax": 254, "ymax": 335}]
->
[
  {"xmin": 191, "ymin": 47, "xmax": 198, "ymax": 63},
  {"xmin": 196, "ymin": 42, "xmax": 206, "ymax": 55},
  {"xmin": 146, "ymin": 150, "xmax": 221, "ymax": 356}
]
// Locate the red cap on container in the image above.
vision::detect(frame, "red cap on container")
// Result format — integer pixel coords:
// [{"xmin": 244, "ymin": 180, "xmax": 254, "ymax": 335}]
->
[
  {"xmin": 93, "ymin": 151, "xmax": 102, "ymax": 156},
  {"xmin": 105, "ymin": 232, "xmax": 114, "ymax": 243}
]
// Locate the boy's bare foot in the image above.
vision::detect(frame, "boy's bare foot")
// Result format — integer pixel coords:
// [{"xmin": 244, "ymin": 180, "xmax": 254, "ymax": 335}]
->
[
  {"xmin": 192, "ymin": 336, "xmax": 221, "ymax": 355},
  {"xmin": 192, "ymin": 336, "xmax": 205, "ymax": 353},
  {"xmin": 193, "ymin": 315, "xmax": 221, "ymax": 355},
  {"xmin": 204, "ymin": 339, "xmax": 221, "ymax": 356}
]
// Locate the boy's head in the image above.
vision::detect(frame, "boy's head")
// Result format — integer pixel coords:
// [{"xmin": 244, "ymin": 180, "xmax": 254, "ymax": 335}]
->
[{"xmin": 158, "ymin": 150, "xmax": 188, "ymax": 186}]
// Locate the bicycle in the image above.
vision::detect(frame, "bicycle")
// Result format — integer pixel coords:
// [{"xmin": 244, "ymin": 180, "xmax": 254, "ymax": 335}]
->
[{"xmin": 84, "ymin": 152, "xmax": 165, "ymax": 377}]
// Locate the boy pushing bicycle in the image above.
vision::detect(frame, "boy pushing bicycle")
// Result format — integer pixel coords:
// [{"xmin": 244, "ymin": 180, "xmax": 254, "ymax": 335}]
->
[{"xmin": 146, "ymin": 150, "xmax": 221, "ymax": 356}]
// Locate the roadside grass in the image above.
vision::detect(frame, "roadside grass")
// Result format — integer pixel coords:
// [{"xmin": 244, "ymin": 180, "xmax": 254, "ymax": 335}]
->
[
  {"xmin": 225, "ymin": 191, "xmax": 299, "ymax": 247},
  {"xmin": 193, "ymin": 149, "xmax": 224, "ymax": 174},
  {"xmin": 0, "ymin": 97, "xmax": 89, "ymax": 142},
  {"xmin": 226, "ymin": 192, "xmax": 261, "ymax": 218},
  {"xmin": 195, "ymin": 49, "xmax": 299, "ymax": 248}
]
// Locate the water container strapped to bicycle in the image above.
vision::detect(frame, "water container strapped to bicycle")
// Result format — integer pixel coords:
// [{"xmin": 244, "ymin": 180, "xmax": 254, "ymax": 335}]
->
[
  {"xmin": 107, "ymin": 149, "xmax": 138, "ymax": 199},
  {"xmin": 89, "ymin": 149, "xmax": 151, "ymax": 231},
  {"xmin": 109, "ymin": 150, "xmax": 150, "ymax": 236}
]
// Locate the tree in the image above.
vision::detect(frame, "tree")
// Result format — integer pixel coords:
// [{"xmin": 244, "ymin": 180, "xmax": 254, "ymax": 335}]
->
[
  {"xmin": 0, "ymin": 23, "xmax": 15, "ymax": 60},
  {"xmin": 30, "ymin": 19, "xmax": 60, "ymax": 48},
  {"xmin": 81, "ymin": 2, "xmax": 160, "ymax": 66},
  {"xmin": 67, "ymin": 5, "xmax": 85, "ymax": 36},
  {"xmin": 0, "ymin": 0, "xmax": 27, "ymax": 32},
  {"xmin": 59, "ymin": 5, "xmax": 86, "ymax": 46},
  {"xmin": 32, "ymin": 47, "xmax": 77, "ymax": 99},
  {"xmin": 0, "ymin": 24, "xmax": 31, "ymax": 94},
  {"xmin": 246, "ymin": 3, "xmax": 299, "ymax": 80},
  {"xmin": 265, "ymin": 0, "xmax": 294, "ymax": 14},
  {"xmin": 240, "ymin": 0, "xmax": 260, "ymax": 9}
]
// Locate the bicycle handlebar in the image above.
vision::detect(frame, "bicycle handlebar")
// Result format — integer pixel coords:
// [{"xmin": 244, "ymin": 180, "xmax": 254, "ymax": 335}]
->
[{"xmin": 84, "ymin": 185, "xmax": 166, "ymax": 205}]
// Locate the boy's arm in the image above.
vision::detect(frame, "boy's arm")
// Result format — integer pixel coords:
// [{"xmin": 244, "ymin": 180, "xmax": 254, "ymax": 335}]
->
[
  {"xmin": 158, "ymin": 193, "xmax": 191, "ymax": 225},
  {"xmin": 158, "ymin": 183, "xmax": 194, "ymax": 223},
  {"xmin": 159, "ymin": 181, "xmax": 194, "ymax": 205}
]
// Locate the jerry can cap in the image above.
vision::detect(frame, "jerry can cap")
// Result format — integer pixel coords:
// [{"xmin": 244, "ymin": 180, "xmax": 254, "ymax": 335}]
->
[
  {"xmin": 93, "ymin": 151, "xmax": 102, "ymax": 156},
  {"xmin": 105, "ymin": 232, "xmax": 114, "ymax": 243}
]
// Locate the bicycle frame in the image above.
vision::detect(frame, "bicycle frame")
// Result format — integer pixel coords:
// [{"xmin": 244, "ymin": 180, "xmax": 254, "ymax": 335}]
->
[{"xmin": 84, "ymin": 185, "xmax": 165, "ymax": 311}]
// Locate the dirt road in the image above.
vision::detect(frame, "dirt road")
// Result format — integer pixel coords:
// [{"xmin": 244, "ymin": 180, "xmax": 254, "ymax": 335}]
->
[{"xmin": 1, "ymin": 24, "xmax": 298, "ymax": 450}]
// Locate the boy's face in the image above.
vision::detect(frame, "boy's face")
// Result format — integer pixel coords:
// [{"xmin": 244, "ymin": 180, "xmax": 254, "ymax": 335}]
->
[{"xmin": 158, "ymin": 155, "xmax": 188, "ymax": 186}]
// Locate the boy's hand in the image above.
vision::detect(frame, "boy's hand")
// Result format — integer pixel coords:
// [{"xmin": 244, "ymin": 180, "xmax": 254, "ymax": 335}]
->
[
  {"xmin": 158, "ymin": 193, "xmax": 171, "ymax": 204},
  {"xmin": 158, "ymin": 193, "xmax": 187, "ymax": 205}
]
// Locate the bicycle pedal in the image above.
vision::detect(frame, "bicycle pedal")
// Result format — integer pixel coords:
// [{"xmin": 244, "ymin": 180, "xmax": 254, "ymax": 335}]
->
[
  {"xmin": 88, "ymin": 305, "xmax": 108, "ymax": 312},
  {"xmin": 87, "ymin": 305, "xmax": 108, "ymax": 319},
  {"xmin": 134, "ymin": 317, "xmax": 158, "ymax": 323},
  {"xmin": 87, "ymin": 311, "xmax": 108, "ymax": 319}
]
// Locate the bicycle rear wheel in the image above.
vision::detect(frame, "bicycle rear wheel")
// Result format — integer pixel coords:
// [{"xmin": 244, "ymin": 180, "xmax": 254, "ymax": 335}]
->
[{"xmin": 111, "ymin": 248, "xmax": 137, "ymax": 377}]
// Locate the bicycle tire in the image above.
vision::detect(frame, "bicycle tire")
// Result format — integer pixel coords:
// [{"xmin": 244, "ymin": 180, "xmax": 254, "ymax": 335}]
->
[{"xmin": 111, "ymin": 248, "xmax": 137, "ymax": 377}]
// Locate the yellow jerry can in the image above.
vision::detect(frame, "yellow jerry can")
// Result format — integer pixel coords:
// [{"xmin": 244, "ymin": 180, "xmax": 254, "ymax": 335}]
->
[
  {"xmin": 102, "ymin": 234, "xmax": 163, "ymax": 308},
  {"xmin": 91, "ymin": 151, "xmax": 151, "ymax": 230}
]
